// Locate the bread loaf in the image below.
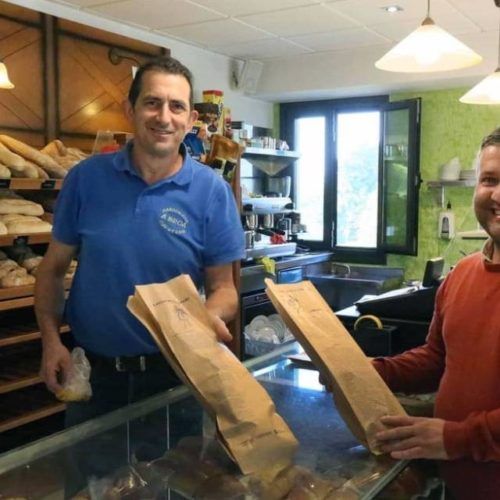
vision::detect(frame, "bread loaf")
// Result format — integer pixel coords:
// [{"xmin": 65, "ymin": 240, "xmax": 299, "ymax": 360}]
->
[
  {"xmin": 0, "ymin": 268, "xmax": 35, "ymax": 287},
  {"xmin": 0, "ymin": 135, "xmax": 67, "ymax": 178},
  {"xmin": 27, "ymin": 160, "xmax": 49, "ymax": 179},
  {"xmin": 0, "ymin": 259, "xmax": 20, "ymax": 278},
  {"xmin": 0, "ymin": 163, "xmax": 11, "ymax": 178},
  {"xmin": 8, "ymin": 160, "xmax": 38, "ymax": 179},
  {"xmin": 0, "ymin": 221, "xmax": 7, "ymax": 235},
  {"xmin": 0, "ymin": 198, "xmax": 44, "ymax": 216},
  {"xmin": 0, "ymin": 142, "xmax": 26, "ymax": 169},
  {"xmin": 6, "ymin": 218, "xmax": 52, "ymax": 234},
  {"xmin": 0, "ymin": 214, "xmax": 45, "ymax": 223},
  {"xmin": 21, "ymin": 255, "xmax": 43, "ymax": 272},
  {"xmin": 41, "ymin": 139, "xmax": 67, "ymax": 157}
]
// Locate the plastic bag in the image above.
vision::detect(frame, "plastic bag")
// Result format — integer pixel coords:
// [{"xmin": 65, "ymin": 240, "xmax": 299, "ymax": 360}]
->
[{"xmin": 56, "ymin": 347, "xmax": 92, "ymax": 402}]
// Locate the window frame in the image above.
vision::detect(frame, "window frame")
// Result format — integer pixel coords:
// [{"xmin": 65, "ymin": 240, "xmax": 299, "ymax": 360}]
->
[{"xmin": 280, "ymin": 95, "xmax": 420, "ymax": 263}]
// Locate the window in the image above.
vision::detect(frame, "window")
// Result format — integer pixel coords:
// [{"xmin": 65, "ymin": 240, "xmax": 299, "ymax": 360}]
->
[{"xmin": 281, "ymin": 96, "xmax": 420, "ymax": 262}]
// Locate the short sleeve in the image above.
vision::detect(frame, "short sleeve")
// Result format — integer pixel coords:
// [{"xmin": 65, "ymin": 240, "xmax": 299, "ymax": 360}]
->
[
  {"xmin": 203, "ymin": 179, "xmax": 244, "ymax": 267},
  {"xmin": 52, "ymin": 166, "xmax": 82, "ymax": 246}
]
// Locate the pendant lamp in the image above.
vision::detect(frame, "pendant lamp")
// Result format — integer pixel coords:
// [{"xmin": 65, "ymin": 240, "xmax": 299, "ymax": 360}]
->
[
  {"xmin": 460, "ymin": 2, "xmax": 500, "ymax": 105},
  {"xmin": 0, "ymin": 60, "xmax": 14, "ymax": 89},
  {"xmin": 375, "ymin": 0, "xmax": 482, "ymax": 73}
]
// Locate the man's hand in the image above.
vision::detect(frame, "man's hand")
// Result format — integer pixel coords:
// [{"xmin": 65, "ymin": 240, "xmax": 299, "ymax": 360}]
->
[
  {"xmin": 40, "ymin": 340, "xmax": 73, "ymax": 394},
  {"xmin": 209, "ymin": 313, "xmax": 233, "ymax": 343},
  {"xmin": 375, "ymin": 415, "xmax": 448, "ymax": 460}
]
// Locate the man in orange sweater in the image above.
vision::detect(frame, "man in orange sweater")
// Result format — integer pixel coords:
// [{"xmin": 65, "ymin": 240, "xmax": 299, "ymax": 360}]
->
[{"xmin": 374, "ymin": 127, "xmax": 500, "ymax": 500}]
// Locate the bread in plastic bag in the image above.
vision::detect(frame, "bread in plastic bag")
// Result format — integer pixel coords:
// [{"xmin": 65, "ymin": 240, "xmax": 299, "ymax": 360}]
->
[{"xmin": 56, "ymin": 347, "xmax": 92, "ymax": 402}]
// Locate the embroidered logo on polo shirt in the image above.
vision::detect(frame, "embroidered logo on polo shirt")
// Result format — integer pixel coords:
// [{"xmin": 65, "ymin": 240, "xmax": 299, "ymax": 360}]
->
[{"xmin": 159, "ymin": 207, "xmax": 188, "ymax": 234}]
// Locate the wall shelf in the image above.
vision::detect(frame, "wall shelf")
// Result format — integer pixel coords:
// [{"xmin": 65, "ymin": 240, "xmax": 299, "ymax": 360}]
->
[
  {"xmin": 242, "ymin": 147, "xmax": 300, "ymax": 176},
  {"xmin": 426, "ymin": 179, "xmax": 475, "ymax": 207}
]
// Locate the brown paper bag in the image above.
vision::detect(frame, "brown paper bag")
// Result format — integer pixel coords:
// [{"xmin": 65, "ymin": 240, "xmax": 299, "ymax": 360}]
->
[
  {"xmin": 127, "ymin": 274, "xmax": 298, "ymax": 476},
  {"xmin": 265, "ymin": 279, "xmax": 406, "ymax": 454}
]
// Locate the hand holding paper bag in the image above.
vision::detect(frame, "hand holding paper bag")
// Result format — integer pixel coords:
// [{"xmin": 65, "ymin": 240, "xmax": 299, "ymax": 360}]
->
[{"xmin": 127, "ymin": 274, "xmax": 298, "ymax": 477}]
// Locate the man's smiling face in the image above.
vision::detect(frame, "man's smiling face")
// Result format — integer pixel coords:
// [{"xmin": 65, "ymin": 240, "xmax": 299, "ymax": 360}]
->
[{"xmin": 125, "ymin": 70, "xmax": 197, "ymax": 159}]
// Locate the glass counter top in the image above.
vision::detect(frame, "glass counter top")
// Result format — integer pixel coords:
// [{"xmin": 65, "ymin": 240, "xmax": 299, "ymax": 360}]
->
[{"xmin": 0, "ymin": 343, "xmax": 407, "ymax": 498}]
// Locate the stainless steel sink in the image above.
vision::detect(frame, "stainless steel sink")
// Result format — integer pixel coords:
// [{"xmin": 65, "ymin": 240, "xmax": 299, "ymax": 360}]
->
[{"xmin": 306, "ymin": 264, "xmax": 404, "ymax": 311}]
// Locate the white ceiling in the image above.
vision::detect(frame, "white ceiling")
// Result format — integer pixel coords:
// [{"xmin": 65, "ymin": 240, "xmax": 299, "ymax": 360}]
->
[{"xmin": 24, "ymin": 0, "xmax": 500, "ymax": 101}]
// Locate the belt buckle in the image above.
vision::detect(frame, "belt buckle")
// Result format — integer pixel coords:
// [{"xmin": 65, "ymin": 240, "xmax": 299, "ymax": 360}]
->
[{"xmin": 115, "ymin": 356, "xmax": 126, "ymax": 372}]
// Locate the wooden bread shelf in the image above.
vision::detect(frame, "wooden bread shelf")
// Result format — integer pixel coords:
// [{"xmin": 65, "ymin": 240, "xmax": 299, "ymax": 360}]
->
[
  {"xmin": 0, "ymin": 280, "xmax": 72, "ymax": 312},
  {"xmin": 0, "ymin": 178, "xmax": 63, "ymax": 190},
  {"xmin": 0, "ymin": 232, "xmax": 52, "ymax": 246},
  {"xmin": 0, "ymin": 324, "xmax": 70, "ymax": 348},
  {"xmin": 0, "ymin": 344, "xmax": 42, "ymax": 394},
  {"xmin": 0, "ymin": 374, "xmax": 43, "ymax": 394},
  {"xmin": 0, "ymin": 278, "xmax": 72, "ymax": 301},
  {"xmin": 0, "ymin": 386, "xmax": 65, "ymax": 433}
]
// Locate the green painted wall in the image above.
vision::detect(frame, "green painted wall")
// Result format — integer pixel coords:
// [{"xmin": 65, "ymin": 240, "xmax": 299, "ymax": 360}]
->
[{"xmin": 389, "ymin": 87, "xmax": 500, "ymax": 280}]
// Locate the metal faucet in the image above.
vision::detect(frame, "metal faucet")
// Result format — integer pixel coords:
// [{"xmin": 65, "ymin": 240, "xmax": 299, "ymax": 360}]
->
[{"xmin": 331, "ymin": 262, "xmax": 351, "ymax": 277}]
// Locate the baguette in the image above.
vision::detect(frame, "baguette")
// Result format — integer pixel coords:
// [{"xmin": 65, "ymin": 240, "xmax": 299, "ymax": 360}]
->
[
  {"xmin": 0, "ymin": 214, "xmax": 44, "ymax": 223},
  {"xmin": 0, "ymin": 198, "xmax": 44, "ymax": 216},
  {"xmin": 0, "ymin": 135, "xmax": 67, "ymax": 178},
  {"xmin": 41, "ymin": 139, "xmax": 67, "ymax": 157},
  {"xmin": 8, "ymin": 160, "xmax": 39, "ymax": 179},
  {"xmin": 0, "ymin": 142, "xmax": 26, "ymax": 170},
  {"xmin": 0, "ymin": 163, "xmax": 11, "ymax": 179},
  {"xmin": 6, "ymin": 218, "xmax": 52, "ymax": 234},
  {"xmin": 27, "ymin": 160, "xmax": 48, "ymax": 179}
]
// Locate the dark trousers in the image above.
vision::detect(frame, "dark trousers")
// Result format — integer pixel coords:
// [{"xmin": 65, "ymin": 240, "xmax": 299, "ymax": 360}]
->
[{"xmin": 63, "ymin": 354, "xmax": 181, "ymax": 497}]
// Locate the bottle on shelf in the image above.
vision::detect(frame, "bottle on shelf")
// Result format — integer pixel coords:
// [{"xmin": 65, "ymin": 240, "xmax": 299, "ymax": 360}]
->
[{"xmin": 438, "ymin": 201, "xmax": 455, "ymax": 239}]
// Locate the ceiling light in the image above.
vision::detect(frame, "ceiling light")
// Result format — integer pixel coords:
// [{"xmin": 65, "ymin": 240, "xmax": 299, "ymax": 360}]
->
[
  {"xmin": 460, "ymin": 3, "xmax": 500, "ymax": 105},
  {"xmin": 382, "ymin": 5, "xmax": 403, "ymax": 14},
  {"xmin": 375, "ymin": 0, "xmax": 482, "ymax": 73},
  {"xmin": 0, "ymin": 61, "xmax": 14, "ymax": 89}
]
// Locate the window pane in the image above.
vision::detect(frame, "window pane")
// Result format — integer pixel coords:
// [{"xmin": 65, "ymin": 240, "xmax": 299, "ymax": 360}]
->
[
  {"xmin": 295, "ymin": 117, "xmax": 325, "ymax": 241},
  {"xmin": 336, "ymin": 112, "xmax": 380, "ymax": 248},
  {"xmin": 384, "ymin": 108, "xmax": 410, "ymax": 247}
]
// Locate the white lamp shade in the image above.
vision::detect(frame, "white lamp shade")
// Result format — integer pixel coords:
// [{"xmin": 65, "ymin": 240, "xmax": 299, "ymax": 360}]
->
[
  {"xmin": 459, "ymin": 69, "xmax": 500, "ymax": 105},
  {"xmin": 375, "ymin": 22, "xmax": 482, "ymax": 73},
  {"xmin": 0, "ymin": 62, "xmax": 14, "ymax": 89}
]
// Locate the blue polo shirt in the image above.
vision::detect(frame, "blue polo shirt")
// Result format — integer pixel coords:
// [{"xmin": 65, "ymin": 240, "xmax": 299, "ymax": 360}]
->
[{"xmin": 53, "ymin": 143, "xmax": 244, "ymax": 356}]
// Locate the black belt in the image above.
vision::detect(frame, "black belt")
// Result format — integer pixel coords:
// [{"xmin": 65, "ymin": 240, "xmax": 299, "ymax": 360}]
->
[{"xmin": 86, "ymin": 351, "xmax": 166, "ymax": 372}]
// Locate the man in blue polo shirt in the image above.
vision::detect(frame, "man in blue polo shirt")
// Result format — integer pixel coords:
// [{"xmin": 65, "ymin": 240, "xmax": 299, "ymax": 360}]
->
[{"xmin": 35, "ymin": 56, "xmax": 244, "ymax": 484}]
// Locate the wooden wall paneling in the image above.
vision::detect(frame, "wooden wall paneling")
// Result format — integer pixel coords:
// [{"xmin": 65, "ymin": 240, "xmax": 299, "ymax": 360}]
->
[
  {"xmin": 57, "ymin": 18, "xmax": 169, "ymax": 57},
  {"xmin": 0, "ymin": 15, "xmax": 44, "ymax": 132},
  {"xmin": 56, "ymin": 33, "xmax": 164, "ymax": 147},
  {"xmin": 0, "ymin": 1, "xmax": 41, "ymax": 24},
  {"xmin": 42, "ymin": 14, "xmax": 58, "ymax": 142},
  {"xmin": 57, "ymin": 33, "xmax": 133, "ymax": 141}
]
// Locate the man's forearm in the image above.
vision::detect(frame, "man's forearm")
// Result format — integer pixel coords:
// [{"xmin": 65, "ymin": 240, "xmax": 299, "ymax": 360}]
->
[{"xmin": 35, "ymin": 270, "xmax": 66, "ymax": 346}]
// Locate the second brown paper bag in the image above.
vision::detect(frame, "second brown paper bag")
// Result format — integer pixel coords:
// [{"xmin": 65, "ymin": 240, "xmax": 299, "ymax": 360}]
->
[{"xmin": 265, "ymin": 278, "xmax": 406, "ymax": 454}]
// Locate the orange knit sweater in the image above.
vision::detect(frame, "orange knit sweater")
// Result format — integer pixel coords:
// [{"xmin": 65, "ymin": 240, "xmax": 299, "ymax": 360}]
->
[{"xmin": 373, "ymin": 249, "xmax": 500, "ymax": 500}]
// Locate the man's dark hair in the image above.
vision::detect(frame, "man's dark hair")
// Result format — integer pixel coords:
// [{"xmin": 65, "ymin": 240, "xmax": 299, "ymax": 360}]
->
[
  {"xmin": 481, "ymin": 127, "xmax": 500, "ymax": 150},
  {"xmin": 128, "ymin": 56, "xmax": 194, "ymax": 109}
]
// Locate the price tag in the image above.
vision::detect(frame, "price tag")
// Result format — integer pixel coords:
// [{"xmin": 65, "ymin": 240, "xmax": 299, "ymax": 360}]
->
[
  {"xmin": 0, "ymin": 179, "xmax": 11, "ymax": 189},
  {"xmin": 41, "ymin": 180, "xmax": 56, "ymax": 189}
]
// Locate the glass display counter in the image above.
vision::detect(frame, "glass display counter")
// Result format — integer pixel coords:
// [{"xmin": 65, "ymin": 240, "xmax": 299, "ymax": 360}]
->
[{"xmin": 0, "ymin": 344, "xmax": 427, "ymax": 499}]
